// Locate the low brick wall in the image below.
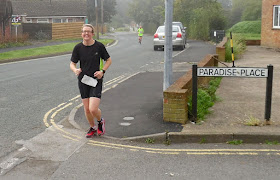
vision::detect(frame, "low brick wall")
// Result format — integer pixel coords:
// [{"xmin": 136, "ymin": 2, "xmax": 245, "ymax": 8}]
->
[
  {"xmin": 246, "ymin": 40, "xmax": 261, "ymax": 46},
  {"xmin": 216, "ymin": 37, "xmax": 227, "ymax": 62},
  {"xmin": 163, "ymin": 54, "xmax": 218, "ymax": 124}
]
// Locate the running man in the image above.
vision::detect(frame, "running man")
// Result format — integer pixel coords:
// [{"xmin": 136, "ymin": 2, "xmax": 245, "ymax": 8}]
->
[
  {"xmin": 70, "ymin": 24, "xmax": 112, "ymax": 138},
  {"xmin": 138, "ymin": 26, "xmax": 144, "ymax": 44}
]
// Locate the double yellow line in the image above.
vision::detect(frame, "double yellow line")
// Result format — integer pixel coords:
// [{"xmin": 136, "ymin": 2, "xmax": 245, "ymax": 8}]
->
[
  {"xmin": 87, "ymin": 140, "xmax": 280, "ymax": 156},
  {"xmin": 42, "ymin": 73, "xmax": 280, "ymax": 156},
  {"xmin": 42, "ymin": 74, "xmax": 133, "ymax": 139}
]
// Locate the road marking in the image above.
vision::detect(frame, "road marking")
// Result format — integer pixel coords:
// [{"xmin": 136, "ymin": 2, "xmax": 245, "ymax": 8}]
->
[
  {"xmin": 146, "ymin": 151, "xmax": 180, "ymax": 155},
  {"xmin": 186, "ymin": 152, "xmax": 258, "ymax": 155},
  {"xmin": 173, "ymin": 48, "xmax": 187, "ymax": 58},
  {"xmin": 42, "ymin": 74, "xmax": 280, "ymax": 156},
  {"xmin": 42, "ymin": 74, "xmax": 134, "ymax": 140},
  {"xmin": 88, "ymin": 140, "xmax": 280, "ymax": 152},
  {"xmin": 123, "ymin": 117, "xmax": 134, "ymax": 121},
  {"xmin": 50, "ymin": 103, "xmax": 72, "ymax": 119},
  {"xmin": 87, "ymin": 142, "xmax": 124, "ymax": 150},
  {"xmin": 119, "ymin": 122, "xmax": 131, "ymax": 126},
  {"xmin": 49, "ymin": 103, "xmax": 82, "ymax": 140},
  {"xmin": 69, "ymin": 95, "xmax": 80, "ymax": 101},
  {"xmin": 104, "ymin": 75, "xmax": 125, "ymax": 86},
  {"xmin": 62, "ymin": 135, "xmax": 79, "ymax": 142},
  {"xmin": 43, "ymin": 102, "xmax": 66, "ymax": 127}
]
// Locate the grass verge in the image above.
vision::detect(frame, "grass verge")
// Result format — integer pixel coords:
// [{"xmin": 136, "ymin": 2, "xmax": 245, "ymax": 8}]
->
[
  {"xmin": 0, "ymin": 39, "xmax": 114, "ymax": 61},
  {"xmin": 188, "ymin": 77, "xmax": 222, "ymax": 122}
]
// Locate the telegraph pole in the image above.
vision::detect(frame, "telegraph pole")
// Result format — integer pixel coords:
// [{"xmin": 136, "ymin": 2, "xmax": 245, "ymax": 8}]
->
[
  {"xmin": 95, "ymin": 0, "xmax": 99, "ymax": 39},
  {"xmin": 163, "ymin": 0, "xmax": 173, "ymax": 91}
]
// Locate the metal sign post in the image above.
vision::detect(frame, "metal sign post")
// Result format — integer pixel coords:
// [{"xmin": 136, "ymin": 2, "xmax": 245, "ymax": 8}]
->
[
  {"xmin": 192, "ymin": 64, "xmax": 198, "ymax": 122},
  {"xmin": 265, "ymin": 65, "xmax": 273, "ymax": 121},
  {"xmin": 11, "ymin": 15, "xmax": 22, "ymax": 42}
]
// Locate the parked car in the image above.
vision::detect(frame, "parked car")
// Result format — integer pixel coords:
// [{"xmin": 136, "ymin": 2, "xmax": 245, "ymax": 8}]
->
[
  {"xmin": 164, "ymin": 21, "xmax": 187, "ymax": 44},
  {"xmin": 153, "ymin": 25, "xmax": 186, "ymax": 51},
  {"xmin": 172, "ymin": 21, "xmax": 187, "ymax": 43}
]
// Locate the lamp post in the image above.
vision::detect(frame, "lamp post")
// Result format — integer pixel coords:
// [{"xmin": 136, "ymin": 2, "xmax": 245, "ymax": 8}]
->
[
  {"xmin": 163, "ymin": 0, "xmax": 173, "ymax": 91},
  {"xmin": 95, "ymin": 0, "xmax": 99, "ymax": 39}
]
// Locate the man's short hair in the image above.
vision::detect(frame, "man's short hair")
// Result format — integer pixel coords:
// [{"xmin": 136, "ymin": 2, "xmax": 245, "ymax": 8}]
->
[{"xmin": 82, "ymin": 24, "xmax": 95, "ymax": 33}]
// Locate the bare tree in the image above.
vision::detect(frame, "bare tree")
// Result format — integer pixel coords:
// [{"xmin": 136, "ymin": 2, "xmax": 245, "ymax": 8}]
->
[{"xmin": 0, "ymin": 0, "xmax": 13, "ymax": 38}]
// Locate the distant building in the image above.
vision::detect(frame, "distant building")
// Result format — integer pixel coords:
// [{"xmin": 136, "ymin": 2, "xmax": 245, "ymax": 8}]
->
[
  {"xmin": 261, "ymin": 0, "xmax": 280, "ymax": 49},
  {"xmin": 11, "ymin": 0, "xmax": 87, "ymax": 24}
]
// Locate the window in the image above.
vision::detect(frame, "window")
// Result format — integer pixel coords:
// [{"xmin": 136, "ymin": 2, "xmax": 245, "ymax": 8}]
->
[
  {"xmin": 53, "ymin": 18, "xmax": 68, "ymax": 23},
  {"xmin": 25, "ymin": 19, "xmax": 32, "ymax": 23},
  {"xmin": 53, "ymin": 19, "xmax": 62, "ymax": 23},
  {"xmin": 68, "ymin": 18, "xmax": 75, "ymax": 22},
  {"xmin": 273, "ymin": 5, "xmax": 280, "ymax": 28},
  {"xmin": 37, "ymin": 18, "xmax": 49, "ymax": 23}
]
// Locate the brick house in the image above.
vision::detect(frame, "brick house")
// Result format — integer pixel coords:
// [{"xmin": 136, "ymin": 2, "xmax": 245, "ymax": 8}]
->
[
  {"xmin": 261, "ymin": 0, "xmax": 280, "ymax": 49},
  {"xmin": 11, "ymin": 0, "xmax": 87, "ymax": 24}
]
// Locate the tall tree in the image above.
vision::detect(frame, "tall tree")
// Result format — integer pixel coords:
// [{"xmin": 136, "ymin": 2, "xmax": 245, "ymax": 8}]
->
[
  {"xmin": 87, "ymin": 0, "xmax": 117, "ymax": 24},
  {"xmin": 128, "ymin": 0, "xmax": 164, "ymax": 26},
  {"xmin": 110, "ymin": 0, "xmax": 133, "ymax": 28},
  {"xmin": 174, "ymin": 0, "xmax": 226, "ymax": 40},
  {"xmin": 241, "ymin": 0, "xmax": 262, "ymax": 21},
  {"xmin": 230, "ymin": 0, "xmax": 261, "ymax": 26},
  {"xmin": 0, "ymin": 0, "xmax": 13, "ymax": 38}
]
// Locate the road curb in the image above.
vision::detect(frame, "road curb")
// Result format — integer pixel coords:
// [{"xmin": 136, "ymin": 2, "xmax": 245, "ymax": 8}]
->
[
  {"xmin": 119, "ymin": 132, "xmax": 280, "ymax": 144},
  {"xmin": 67, "ymin": 105, "xmax": 280, "ymax": 144}
]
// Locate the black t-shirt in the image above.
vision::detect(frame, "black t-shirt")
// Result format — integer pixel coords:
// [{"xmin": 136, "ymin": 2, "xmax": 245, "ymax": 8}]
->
[{"xmin": 71, "ymin": 40, "xmax": 110, "ymax": 80}]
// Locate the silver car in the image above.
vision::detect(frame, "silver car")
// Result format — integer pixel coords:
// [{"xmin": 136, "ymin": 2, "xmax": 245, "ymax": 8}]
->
[
  {"xmin": 172, "ymin": 21, "xmax": 187, "ymax": 43},
  {"xmin": 153, "ymin": 25, "xmax": 186, "ymax": 51}
]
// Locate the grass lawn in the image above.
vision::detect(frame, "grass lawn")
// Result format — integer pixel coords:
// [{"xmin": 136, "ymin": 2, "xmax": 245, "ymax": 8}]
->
[{"xmin": 0, "ymin": 39, "xmax": 114, "ymax": 61}]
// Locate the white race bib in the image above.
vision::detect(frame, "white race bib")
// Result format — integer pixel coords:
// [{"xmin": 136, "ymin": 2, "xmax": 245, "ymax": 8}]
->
[{"xmin": 81, "ymin": 75, "xmax": 98, "ymax": 87}]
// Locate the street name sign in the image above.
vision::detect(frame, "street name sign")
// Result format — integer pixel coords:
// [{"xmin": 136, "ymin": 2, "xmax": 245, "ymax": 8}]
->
[
  {"xmin": 192, "ymin": 64, "xmax": 273, "ymax": 123},
  {"xmin": 197, "ymin": 67, "xmax": 268, "ymax": 78}
]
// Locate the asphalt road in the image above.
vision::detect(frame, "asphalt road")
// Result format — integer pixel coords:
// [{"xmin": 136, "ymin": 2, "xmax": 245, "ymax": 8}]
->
[
  {"xmin": 1, "ymin": 32, "xmax": 280, "ymax": 179},
  {"xmin": 0, "ymin": 32, "xmax": 194, "ymax": 158}
]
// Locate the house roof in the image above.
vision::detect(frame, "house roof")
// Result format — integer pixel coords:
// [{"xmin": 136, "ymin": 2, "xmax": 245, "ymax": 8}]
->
[{"xmin": 11, "ymin": 0, "xmax": 87, "ymax": 17}]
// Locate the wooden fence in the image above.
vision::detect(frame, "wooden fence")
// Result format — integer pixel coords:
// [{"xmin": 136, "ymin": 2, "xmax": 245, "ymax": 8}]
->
[
  {"xmin": 18, "ymin": 22, "xmax": 107, "ymax": 40},
  {"xmin": 52, "ymin": 22, "xmax": 83, "ymax": 40}
]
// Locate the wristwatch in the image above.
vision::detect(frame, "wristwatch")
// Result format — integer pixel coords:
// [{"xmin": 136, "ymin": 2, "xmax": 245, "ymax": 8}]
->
[{"xmin": 101, "ymin": 69, "xmax": 106, "ymax": 74}]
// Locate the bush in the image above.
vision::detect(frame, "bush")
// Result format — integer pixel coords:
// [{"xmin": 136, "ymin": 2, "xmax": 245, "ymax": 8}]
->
[
  {"xmin": 115, "ymin": 27, "xmax": 130, "ymax": 32},
  {"xmin": 227, "ymin": 21, "xmax": 261, "ymax": 34},
  {"xmin": 35, "ymin": 30, "xmax": 50, "ymax": 40},
  {"xmin": 0, "ymin": 33, "xmax": 30, "ymax": 48},
  {"xmin": 225, "ymin": 34, "xmax": 246, "ymax": 62},
  {"xmin": 188, "ymin": 77, "xmax": 222, "ymax": 121}
]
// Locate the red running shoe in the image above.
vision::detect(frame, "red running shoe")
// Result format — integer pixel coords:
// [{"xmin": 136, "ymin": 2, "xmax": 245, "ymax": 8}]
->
[
  {"xmin": 97, "ymin": 118, "xmax": 105, "ymax": 136},
  {"xmin": 86, "ymin": 127, "xmax": 97, "ymax": 138}
]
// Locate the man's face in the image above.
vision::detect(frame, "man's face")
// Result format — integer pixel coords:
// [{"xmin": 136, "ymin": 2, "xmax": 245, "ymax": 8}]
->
[{"xmin": 82, "ymin": 26, "xmax": 94, "ymax": 41}]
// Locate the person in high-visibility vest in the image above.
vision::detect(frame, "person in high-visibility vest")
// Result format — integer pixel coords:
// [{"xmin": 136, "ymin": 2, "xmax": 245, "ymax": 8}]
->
[{"xmin": 137, "ymin": 26, "xmax": 144, "ymax": 44}]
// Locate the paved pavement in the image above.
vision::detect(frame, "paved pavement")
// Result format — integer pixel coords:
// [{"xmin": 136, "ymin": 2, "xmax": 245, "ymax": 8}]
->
[
  {"xmin": 70, "ymin": 45, "xmax": 280, "ymax": 144},
  {"xmin": 180, "ymin": 46, "xmax": 280, "ymax": 143}
]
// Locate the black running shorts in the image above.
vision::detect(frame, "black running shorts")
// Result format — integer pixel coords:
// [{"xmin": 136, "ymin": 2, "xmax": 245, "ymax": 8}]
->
[{"xmin": 78, "ymin": 79, "xmax": 103, "ymax": 99}]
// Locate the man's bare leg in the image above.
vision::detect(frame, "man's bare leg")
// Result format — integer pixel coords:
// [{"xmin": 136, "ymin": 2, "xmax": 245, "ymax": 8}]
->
[
  {"xmin": 82, "ymin": 98, "xmax": 95, "ymax": 127},
  {"xmin": 89, "ymin": 97, "xmax": 101, "ymax": 121}
]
